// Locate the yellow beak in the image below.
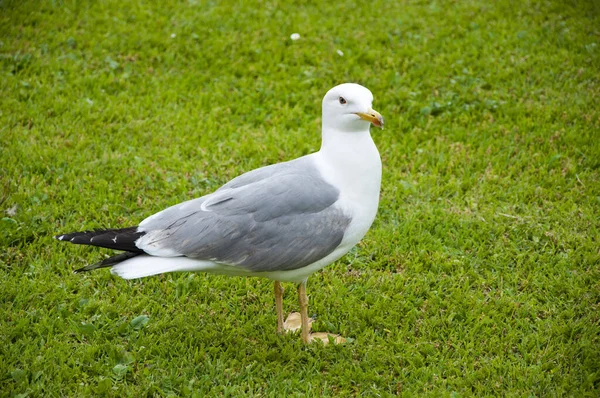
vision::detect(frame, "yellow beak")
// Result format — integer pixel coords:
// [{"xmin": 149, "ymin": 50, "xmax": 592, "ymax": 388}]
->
[{"xmin": 355, "ymin": 108, "xmax": 384, "ymax": 128}]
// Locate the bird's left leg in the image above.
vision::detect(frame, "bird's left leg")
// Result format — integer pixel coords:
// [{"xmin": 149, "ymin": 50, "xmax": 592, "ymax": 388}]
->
[
  {"xmin": 274, "ymin": 281, "xmax": 284, "ymax": 333},
  {"xmin": 297, "ymin": 281, "xmax": 310, "ymax": 344}
]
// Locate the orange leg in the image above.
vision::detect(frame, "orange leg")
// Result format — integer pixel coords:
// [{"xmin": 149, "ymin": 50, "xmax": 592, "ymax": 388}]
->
[
  {"xmin": 274, "ymin": 281, "xmax": 284, "ymax": 333},
  {"xmin": 297, "ymin": 281, "xmax": 310, "ymax": 343}
]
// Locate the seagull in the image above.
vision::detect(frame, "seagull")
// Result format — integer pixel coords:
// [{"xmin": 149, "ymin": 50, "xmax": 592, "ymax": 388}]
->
[{"xmin": 56, "ymin": 83, "xmax": 384, "ymax": 343}]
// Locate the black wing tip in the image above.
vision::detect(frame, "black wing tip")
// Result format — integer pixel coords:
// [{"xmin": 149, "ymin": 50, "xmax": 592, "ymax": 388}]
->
[
  {"xmin": 54, "ymin": 232, "xmax": 88, "ymax": 244},
  {"xmin": 52, "ymin": 227, "xmax": 144, "ymax": 252},
  {"xmin": 54, "ymin": 231, "xmax": 83, "ymax": 242},
  {"xmin": 74, "ymin": 252, "xmax": 141, "ymax": 274}
]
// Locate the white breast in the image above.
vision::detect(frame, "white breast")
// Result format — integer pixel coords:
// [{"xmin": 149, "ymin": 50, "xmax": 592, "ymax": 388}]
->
[{"xmin": 312, "ymin": 131, "xmax": 382, "ymax": 250}]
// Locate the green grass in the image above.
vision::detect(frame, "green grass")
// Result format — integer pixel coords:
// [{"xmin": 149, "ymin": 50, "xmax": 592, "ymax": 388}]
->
[{"xmin": 1, "ymin": 0, "xmax": 599, "ymax": 396}]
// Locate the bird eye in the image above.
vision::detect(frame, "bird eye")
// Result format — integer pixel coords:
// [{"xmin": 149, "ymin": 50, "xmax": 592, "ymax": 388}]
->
[{"xmin": 338, "ymin": 96, "xmax": 347, "ymax": 105}]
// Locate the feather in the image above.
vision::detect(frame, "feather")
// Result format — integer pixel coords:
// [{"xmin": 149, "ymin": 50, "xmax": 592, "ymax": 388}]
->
[{"xmin": 55, "ymin": 227, "xmax": 145, "ymax": 253}]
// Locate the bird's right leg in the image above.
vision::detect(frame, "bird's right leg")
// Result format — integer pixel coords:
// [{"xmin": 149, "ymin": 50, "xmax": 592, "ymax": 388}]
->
[
  {"xmin": 274, "ymin": 281, "xmax": 284, "ymax": 333},
  {"xmin": 297, "ymin": 281, "xmax": 310, "ymax": 344}
]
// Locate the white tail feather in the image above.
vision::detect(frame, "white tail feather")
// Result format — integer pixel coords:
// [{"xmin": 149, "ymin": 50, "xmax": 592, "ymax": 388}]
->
[{"xmin": 110, "ymin": 255, "xmax": 217, "ymax": 280}]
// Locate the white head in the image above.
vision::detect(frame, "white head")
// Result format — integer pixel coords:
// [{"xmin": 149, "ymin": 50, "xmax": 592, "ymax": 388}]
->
[{"xmin": 321, "ymin": 83, "xmax": 384, "ymax": 133}]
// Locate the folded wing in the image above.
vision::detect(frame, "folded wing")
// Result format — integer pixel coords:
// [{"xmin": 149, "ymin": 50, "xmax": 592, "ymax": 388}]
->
[{"xmin": 136, "ymin": 158, "xmax": 351, "ymax": 272}]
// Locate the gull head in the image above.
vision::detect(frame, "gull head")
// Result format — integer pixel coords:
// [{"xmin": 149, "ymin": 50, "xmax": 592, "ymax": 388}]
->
[{"xmin": 322, "ymin": 83, "xmax": 384, "ymax": 133}]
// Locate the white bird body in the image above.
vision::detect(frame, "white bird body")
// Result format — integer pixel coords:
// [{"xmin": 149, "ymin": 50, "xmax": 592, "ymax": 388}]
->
[{"xmin": 113, "ymin": 132, "xmax": 382, "ymax": 283}]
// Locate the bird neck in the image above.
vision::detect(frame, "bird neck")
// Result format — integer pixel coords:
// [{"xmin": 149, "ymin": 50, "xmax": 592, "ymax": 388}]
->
[
  {"xmin": 317, "ymin": 128, "xmax": 382, "ymax": 196},
  {"xmin": 319, "ymin": 126, "xmax": 379, "ymax": 161}
]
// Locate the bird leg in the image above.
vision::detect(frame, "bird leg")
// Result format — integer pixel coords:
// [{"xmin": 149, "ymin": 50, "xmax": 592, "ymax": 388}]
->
[
  {"xmin": 297, "ymin": 281, "xmax": 310, "ymax": 344},
  {"xmin": 274, "ymin": 281, "xmax": 284, "ymax": 333}
]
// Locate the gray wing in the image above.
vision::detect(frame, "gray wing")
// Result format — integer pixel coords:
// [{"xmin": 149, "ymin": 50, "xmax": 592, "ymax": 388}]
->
[{"xmin": 136, "ymin": 158, "xmax": 351, "ymax": 272}]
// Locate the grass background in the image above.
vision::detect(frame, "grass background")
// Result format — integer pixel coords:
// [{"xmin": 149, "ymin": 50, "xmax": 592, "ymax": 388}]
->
[{"xmin": 1, "ymin": 0, "xmax": 599, "ymax": 396}]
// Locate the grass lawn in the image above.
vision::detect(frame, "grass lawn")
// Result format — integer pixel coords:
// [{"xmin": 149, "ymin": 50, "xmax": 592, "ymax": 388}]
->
[{"xmin": 1, "ymin": 0, "xmax": 599, "ymax": 396}]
